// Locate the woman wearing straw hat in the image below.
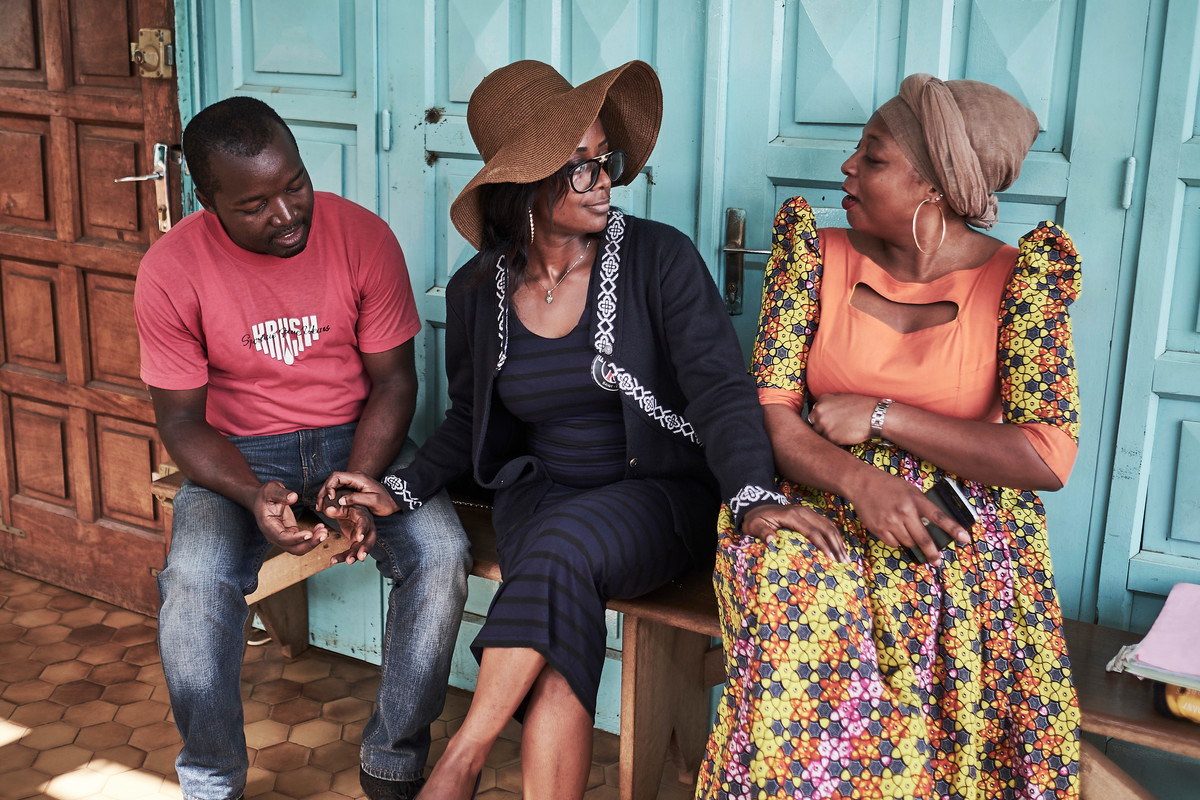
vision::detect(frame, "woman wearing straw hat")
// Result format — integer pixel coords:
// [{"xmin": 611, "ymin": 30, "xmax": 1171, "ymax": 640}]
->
[{"xmin": 318, "ymin": 59, "xmax": 843, "ymax": 799}]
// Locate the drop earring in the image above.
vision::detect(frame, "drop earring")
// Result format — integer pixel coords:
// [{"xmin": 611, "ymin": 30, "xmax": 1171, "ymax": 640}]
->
[{"xmin": 528, "ymin": 209, "xmax": 535, "ymax": 245}]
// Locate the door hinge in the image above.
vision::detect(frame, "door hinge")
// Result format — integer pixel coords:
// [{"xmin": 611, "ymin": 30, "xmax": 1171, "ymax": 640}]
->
[
  {"xmin": 0, "ymin": 522, "xmax": 26, "ymax": 539},
  {"xmin": 381, "ymin": 110, "xmax": 392, "ymax": 151},
  {"xmin": 130, "ymin": 28, "xmax": 175, "ymax": 79}
]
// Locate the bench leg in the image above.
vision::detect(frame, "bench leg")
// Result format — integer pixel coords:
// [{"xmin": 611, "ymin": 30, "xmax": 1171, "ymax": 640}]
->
[
  {"xmin": 619, "ymin": 617, "xmax": 711, "ymax": 800},
  {"xmin": 1080, "ymin": 739, "xmax": 1157, "ymax": 800},
  {"xmin": 251, "ymin": 581, "xmax": 310, "ymax": 659}
]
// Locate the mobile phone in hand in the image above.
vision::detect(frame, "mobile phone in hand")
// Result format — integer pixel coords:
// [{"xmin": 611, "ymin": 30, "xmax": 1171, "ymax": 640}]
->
[{"xmin": 908, "ymin": 477, "xmax": 978, "ymax": 564}]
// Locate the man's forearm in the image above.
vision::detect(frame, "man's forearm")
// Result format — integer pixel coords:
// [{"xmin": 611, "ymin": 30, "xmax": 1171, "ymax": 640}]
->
[
  {"xmin": 162, "ymin": 420, "xmax": 264, "ymax": 509},
  {"xmin": 345, "ymin": 383, "xmax": 415, "ymax": 478}
]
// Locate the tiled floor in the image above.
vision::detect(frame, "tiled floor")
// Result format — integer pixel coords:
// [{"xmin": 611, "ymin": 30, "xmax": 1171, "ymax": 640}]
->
[{"xmin": 0, "ymin": 568, "xmax": 695, "ymax": 800}]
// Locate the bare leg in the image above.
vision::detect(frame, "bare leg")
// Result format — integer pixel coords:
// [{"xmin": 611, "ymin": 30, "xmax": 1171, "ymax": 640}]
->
[
  {"xmin": 419, "ymin": 646, "xmax": 545, "ymax": 800},
  {"xmin": 520, "ymin": 666, "xmax": 593, "ymax": 800}
]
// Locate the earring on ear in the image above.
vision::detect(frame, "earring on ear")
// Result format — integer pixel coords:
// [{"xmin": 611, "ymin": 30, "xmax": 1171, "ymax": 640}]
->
[
  {"xmin": 528, "ymin": 209, "xmax": 535, "ymax": 245},
  {"xmin": 912, "ymin": 195, "xmax": 946, "ymax": 255}
]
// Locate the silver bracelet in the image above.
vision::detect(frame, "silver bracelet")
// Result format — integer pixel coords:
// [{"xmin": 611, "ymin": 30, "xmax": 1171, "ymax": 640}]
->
[{"xmin": 869, "ymin": 398, "xmax": 893, "ymax": 440}]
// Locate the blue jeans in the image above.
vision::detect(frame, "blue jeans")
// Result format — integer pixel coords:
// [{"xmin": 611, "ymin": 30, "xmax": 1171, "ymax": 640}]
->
[{"xmin": 157, "ymin": 424, "xmax": 470, "ymax": 800}]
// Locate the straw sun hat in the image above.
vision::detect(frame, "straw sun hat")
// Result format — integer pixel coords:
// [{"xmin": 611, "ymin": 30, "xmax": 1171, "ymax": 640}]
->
[{"xmin": 450, "ymin": 59, "xmax": 663, "ymax": 250}]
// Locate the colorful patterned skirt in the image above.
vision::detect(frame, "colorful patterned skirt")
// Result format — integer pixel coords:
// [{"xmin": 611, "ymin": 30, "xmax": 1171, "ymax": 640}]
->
[{"xmin": 696, "ymin": 445, "xmax": 1080, "ymax": 800}]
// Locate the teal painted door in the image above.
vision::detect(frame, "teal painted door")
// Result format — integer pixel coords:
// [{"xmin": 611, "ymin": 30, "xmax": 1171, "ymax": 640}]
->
[
  {"xmin": 709, "ymin": 0, "xmax": 1151, "ymax": 621},
  {"xmin": 1100, "ymin": 0, "xmax": 1200, "ymax": 629}
]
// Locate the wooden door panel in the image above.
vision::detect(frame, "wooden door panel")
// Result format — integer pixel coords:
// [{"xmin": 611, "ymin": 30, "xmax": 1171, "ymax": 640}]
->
[
  {"xmin": 77, "ymin": 125, "xmax": 150, "ymax": 243},
  {"xmin": 69, "ymin": 0, "xmax": 139, "ymax": 86},
  {"xmin": 86, "ymin": 273, "xmax": 141, "ymax": 389},
  {"xmin": 0, "ymin": 118, "xmax": 53, "ymax": 230},
  {"xmin": 2, "ymin": 259, "xmax": 63, "ymax": 373},
  {"xmin": 7, "ymin": 502, "xmax": 165, "ymax": 612},
  {"xmin": 95, "ymin": 415, "xmax": 163, "ymax": 530},
  {"xmin": 0, "ymin": 0, "xmax": 41, "ymax": 80},
  {"xmin": 0, "ymin": 0, "xmax": 178, "ymax": 614},
  {"xmin": 1106, "ymin": 2, "xmax": 1200, "ymax": 604},
  {"xmin": 11, "ymin": 397, "xmax": 73, "ymax": 505},
  {"xmin": 207, "ymin": 0, "xmax": 374, "ymax": 204}
]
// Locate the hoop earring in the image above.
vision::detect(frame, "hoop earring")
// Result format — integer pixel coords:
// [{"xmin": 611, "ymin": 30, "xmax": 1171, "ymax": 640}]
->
[
  {"xmin": 528, "ymin": 209, "xmax": 535, "ymax": 245},
  {"xmin": 912, "ymin": 197, "xmax": 946, "ymax": 255}
]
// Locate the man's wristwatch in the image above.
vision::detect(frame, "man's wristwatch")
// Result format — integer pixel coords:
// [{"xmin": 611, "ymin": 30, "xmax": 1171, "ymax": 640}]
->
[{"xmin": 869, "ymin": 398, "xmax": 894, "ymax": 440}]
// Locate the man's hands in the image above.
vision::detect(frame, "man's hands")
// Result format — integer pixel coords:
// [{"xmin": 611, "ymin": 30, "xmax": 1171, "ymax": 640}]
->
[
  {"xmin": 254, "ymin": 480, "xmax": 328, "ymax": 555},
  {"xmin": 316, "ymin": 471, "xmax": 402, "ymax": 565},
  {"xmin": 324, "ymin": 502, "xmax": 376, "ymax": 566},
  {"xmin": 317, "ymin": 471, "xmax": 401, "ymax": 517},
  {"xmin": 253, "ymin": 479, "xmax": 379, "ymax": 566}
]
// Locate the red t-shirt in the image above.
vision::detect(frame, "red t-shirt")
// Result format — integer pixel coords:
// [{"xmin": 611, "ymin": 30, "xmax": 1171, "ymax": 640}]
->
[{"xmin": 135, "ymin": 192, "xmax": 420, "ymax": 437}]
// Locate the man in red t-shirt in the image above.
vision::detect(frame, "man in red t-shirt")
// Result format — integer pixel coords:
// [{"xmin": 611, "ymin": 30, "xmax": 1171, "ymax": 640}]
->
[{"xmin": 135, "ymin": 97, "xmax": 469, "ymax": 800}]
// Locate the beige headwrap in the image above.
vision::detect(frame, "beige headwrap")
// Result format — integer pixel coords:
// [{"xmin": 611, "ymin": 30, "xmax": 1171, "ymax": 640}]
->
[{"xmin": 876, "ymin": 74, "xmax": 1039, "ymax": 230}]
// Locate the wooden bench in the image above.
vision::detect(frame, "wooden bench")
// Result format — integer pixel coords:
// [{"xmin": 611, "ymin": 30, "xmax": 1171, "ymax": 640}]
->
[{"xmin": 152, "ymin": 473, "xmax": 1199, "ymax": 800}]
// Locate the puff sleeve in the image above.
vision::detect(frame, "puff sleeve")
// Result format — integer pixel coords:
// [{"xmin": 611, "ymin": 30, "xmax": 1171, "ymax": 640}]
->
[
  {"xmin": 751, "ymin": 196, "xmax": 824, "ymax": 412},
  {"xmin": 999, "ymin": 223, "xmax": 1082, "ymax": 486}
]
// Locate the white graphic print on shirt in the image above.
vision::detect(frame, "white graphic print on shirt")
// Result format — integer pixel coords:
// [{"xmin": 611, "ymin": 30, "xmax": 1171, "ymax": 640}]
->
[{"xmin": 246, "ymin": 315, "xmax": 327, "ymax": 365}]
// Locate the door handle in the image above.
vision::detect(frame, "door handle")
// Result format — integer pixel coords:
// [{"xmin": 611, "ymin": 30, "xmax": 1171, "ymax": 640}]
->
[
  {"xmin": 722, "ymin": 208, "xmax": 770, "ymax": 315},
  {"xmin": 115, "ymin": 142, "xmax": 174, "ymax": 233}
]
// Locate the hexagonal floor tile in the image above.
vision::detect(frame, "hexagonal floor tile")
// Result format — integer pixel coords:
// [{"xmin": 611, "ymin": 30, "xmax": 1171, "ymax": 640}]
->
[{"xmin": 254, "ymin": 741, "xmax": 310, "ymax": 772}]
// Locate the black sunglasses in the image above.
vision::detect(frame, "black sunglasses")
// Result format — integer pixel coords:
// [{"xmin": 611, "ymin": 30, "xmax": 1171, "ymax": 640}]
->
[{"xmin": 564, "ymin": 150, "xmax": 627, "ymax": 193}]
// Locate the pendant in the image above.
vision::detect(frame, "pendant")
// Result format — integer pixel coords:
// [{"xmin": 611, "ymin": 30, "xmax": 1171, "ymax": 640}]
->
[{"xmin": 545, "ymin": 292, "xmax": 554, "ymax": 304}]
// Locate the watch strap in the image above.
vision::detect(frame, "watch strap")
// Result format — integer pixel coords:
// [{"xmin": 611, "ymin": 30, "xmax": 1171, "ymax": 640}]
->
[{"xmin": 870, "ymin": 398, "xmax": 894, "ymax": 440}]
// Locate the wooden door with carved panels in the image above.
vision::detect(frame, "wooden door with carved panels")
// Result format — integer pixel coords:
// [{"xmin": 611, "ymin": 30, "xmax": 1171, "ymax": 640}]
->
[{"xmin": 0, "ymin": 0, "xmax": 182, "ymax": 614}]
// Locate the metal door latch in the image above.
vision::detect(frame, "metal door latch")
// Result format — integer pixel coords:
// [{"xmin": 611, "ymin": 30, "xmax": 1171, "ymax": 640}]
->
[
  {"xmin": 130, "ymin": 28, "xmax": 175, "ymax": 79},
  {"xmin": 115, "ymin": 142, "xmax": 175, "ymax": 232},
  {"xmin": 722, "ymin": 208, "xmax": 771, "ymax": 315}
]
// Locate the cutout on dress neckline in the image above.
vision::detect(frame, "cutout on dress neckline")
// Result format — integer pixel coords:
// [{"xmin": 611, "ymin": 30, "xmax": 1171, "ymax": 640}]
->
[{"xmin": 849, "ymin": 282, "xmax": 959, "ymax": 334}]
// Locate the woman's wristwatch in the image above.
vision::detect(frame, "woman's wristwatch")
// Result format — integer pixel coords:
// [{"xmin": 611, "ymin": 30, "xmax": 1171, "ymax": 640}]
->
[{"xmin": 869, "ymin": 398, "xmax": 894, "ymax": 440}]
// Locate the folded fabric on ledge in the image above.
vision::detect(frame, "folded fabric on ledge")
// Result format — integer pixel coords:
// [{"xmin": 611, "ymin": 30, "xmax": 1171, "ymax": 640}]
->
[{"xmin": 1107, "ymin": 582, "xmax": 1200, "ymax": 691}]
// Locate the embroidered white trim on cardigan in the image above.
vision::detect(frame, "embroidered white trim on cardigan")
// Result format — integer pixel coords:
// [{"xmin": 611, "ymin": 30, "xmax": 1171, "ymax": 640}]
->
[
  {"xmin": 382, "ymin": 475, "xmax": 423, "ymax": 511},
  {"xmin": 490, "ymin": 210, "xmax": 701, "ymax": 447},
  {"xmin": 728, "ymin": 484, "xmax": 788, "ymax": 517}
]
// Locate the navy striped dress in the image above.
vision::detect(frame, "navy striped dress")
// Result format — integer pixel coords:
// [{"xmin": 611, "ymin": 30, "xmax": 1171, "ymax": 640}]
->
[{"xmin": 475, "ymin": 299, "xmax": 705, "ymax": 716}]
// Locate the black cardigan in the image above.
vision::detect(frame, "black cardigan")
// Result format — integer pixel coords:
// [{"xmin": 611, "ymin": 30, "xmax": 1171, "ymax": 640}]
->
[{"xmin": 382, "ymin": 211, "xmax": 785, "ymax": 548}]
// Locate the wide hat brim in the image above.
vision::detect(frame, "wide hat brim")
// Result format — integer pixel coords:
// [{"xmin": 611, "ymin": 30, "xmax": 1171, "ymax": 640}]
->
[{"xmin": 450, "ymin": 60, "xmax": 663, "ymax": 250}]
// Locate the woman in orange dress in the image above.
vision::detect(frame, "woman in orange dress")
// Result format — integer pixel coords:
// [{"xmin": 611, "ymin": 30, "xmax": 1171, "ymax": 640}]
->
[{"xmin": 697, "ymin": 74, "xmax": 1083, "ymax": 799}]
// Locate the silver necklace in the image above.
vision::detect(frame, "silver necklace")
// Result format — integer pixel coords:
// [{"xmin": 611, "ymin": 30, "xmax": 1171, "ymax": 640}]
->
[{"xmin": 534, "ymin": 240, "xmax": 592, "ymax": 304}]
